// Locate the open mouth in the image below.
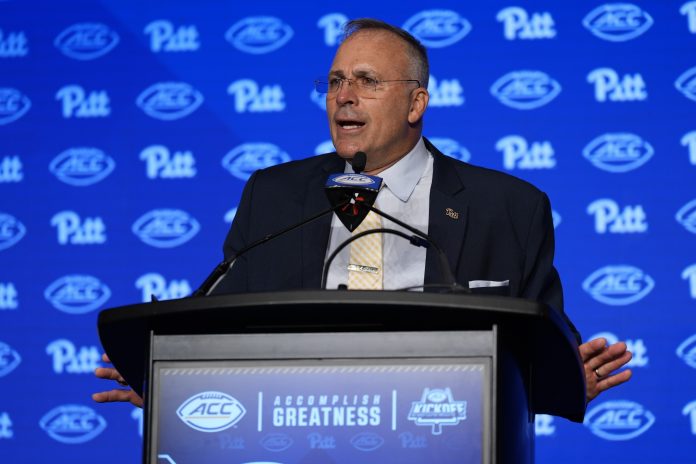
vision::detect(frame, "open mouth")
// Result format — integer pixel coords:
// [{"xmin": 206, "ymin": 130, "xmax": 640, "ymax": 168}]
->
[{"xmin": 337, "ymin": 120, "xmax": 365, "ymax": 130}]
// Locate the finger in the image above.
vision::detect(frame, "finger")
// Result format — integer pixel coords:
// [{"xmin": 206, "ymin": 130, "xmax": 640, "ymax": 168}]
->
[
  {"xmin": 101, "ymin": 353, "xmax": 111, "ymax": 364},
  {"xmin": 94, "ymin": 367, "xmax": 126, "ymax": 383},
  {"xmin": 597, "ymin": 369, "xmax": 633, "ymax": 393},
  {"xmin": 92, "ymin": 389, "xmax": 134, "ymax": 403},
  {"xmin": 591, "ymin": 342, "xmax": 629, "ymax": 370},
  {"xmin": 597, "ymin": 351, "xmax": 632, "ymax": 376},
  {"xmin": 578, "ymin": 338, "xmax": 607, "ymax": 361}
]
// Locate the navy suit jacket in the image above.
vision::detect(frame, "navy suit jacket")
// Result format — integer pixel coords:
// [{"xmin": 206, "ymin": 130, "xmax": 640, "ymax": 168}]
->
[{"xmin": 215, "ymin": 139, "xmax": 575, "ymax": 336}]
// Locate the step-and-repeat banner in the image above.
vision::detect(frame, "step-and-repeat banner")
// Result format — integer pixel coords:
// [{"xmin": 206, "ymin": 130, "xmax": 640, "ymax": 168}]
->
[{"xmin": 1, "ymin": 1, "xmax": 695, "ymax": 462}]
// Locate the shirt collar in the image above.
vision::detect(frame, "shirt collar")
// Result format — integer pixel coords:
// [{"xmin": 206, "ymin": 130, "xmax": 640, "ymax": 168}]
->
[{"xmin": 345, "ymin": 137, "xmax": 429, "ymax": 202}]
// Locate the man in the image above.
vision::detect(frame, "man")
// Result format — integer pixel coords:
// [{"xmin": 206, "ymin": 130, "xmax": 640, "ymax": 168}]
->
[{"xmin": 94, "ymin": 18, "xmax": 631, "ymax": 407}]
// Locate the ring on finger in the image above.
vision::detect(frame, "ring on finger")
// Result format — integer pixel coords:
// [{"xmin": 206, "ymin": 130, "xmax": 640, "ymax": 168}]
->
[{"xmin": 594, "ymin": 367, "xmax": 602, "ymax": 379}]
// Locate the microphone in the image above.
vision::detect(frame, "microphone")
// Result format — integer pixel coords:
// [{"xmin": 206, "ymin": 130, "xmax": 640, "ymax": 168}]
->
[{"xmin": 351, "ymin": 151, "xmax": 367, "ymax": 173}]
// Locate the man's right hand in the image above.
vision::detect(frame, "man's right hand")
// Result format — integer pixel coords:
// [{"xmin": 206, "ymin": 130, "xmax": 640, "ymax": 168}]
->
[{"xmin": 92, "ymin": 353, "xmax": 143, "ymax": 408}]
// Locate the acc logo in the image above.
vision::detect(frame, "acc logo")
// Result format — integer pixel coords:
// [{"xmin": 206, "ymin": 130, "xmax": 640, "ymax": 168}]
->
[
  {"xmin": 260, "ymin": 433, "xmax": 293, "ymax": 452},
  {"xmin": 583, "ymin": 133, "xmax": 653, "ymax": 173},
  {"xmin": 39, "ymin": 405, "xmax": 107, "ymax": 444},
  {"xmin": 222, "ymin": 143, "xmax": 291, "ymax": 181},
  {"xmin": 403, "ymin": 10, "xmax": 471, "ymax": 48},
  {"xmin": 429, "ymin": 137, "xmax": 471, "ymax": 163},
  {"xmin": 428, "ymin": 75, "xmax": 464, "ymax": 107},
  {"xmin": 676, "ymin": 334, "xmax": 696, "ymax": 369},
  {"xmin": 44, "ymin": 275, "xmax": 111, "ymax": 314},
  {"xmin": 0, "ymin": 342, "xmax": 21, "ymax": 377},
  {"xmin": 177, "ymin": 391, "xmax": 245, "ymax": 432},
  {"xmin": 676, "ymin": 199, "xmax": 696, "ymax": 234},
  {"xmin": 408, "ymin": 388, "xmax": 467, "ymax": 435},
  {"xmin": 50, "ymin": 147, "xmax": 115, "ymax": 186},
  {"xmin": 135, "ymin": 273, "xmax": 192, "ymax": 302},
  {"xmin": 132, "ymin": 209, "xmax": 200, "ymax": 248},
  {"xmin": 584, "ymin": 400, "xmax": 655, "ymax": 440},
  {"xmin": 490, "ymin": 71, "xmax": 561, "ymax": 110},
  {"xmin": 318, "ymin": 13, "xmax": 348, "ymax": 47},
  {"xmin": 310, "ymin": 89, "xmax": 327, "ymax": 111},
  {"xmin": 675, "ymin": 66, "xmax": 696, "ymax": 103},
  {"xmin": 136, "ymin": 82, "xmax": 204, "ymax": 121},
  {"xmin": 54, "ymin": 23, "xmax": 119, "ymax": 60},
  {"xmin": 0, "ymin": 213, "xmax": 26, "ymax": 251},
  {"xmin": 496, "ymin": 135, "xmax": 555, "ymax": 170},
  {"xmin": 583, "ymin": 4, "xmax": 653, "ymax": 42},
  {"xmin": 144, "ymin": 20, "xmax": 200, "ymax": 53},
  {"xmin": 225, "ymin": 16, "xmax": 293, "ymax": 54},
  {"xmin": 582, "ymin": 265, "xmax": 654, "ymax": 305},
  {"xmin": 0, "ymin": 88, "xmax": 31, "ymax": 125},
  {"xmin": 350, "ymin": 432, "xmax": 384, "ymax": 452},
  {"xmin": 333, "ymin": 174, "xmax": 374, "ymax": 185}
]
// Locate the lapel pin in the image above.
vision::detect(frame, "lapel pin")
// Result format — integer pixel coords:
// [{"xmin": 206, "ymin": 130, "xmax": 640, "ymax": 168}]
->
[{"xmin": 445, "ymin": 208, "xmax": 459, "ymax": 220}]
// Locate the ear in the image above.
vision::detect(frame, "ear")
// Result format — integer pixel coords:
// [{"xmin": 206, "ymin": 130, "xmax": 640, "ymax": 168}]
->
[{"xmin": 408, "ymin": 87, "xmax": 429, "ymax": 124}]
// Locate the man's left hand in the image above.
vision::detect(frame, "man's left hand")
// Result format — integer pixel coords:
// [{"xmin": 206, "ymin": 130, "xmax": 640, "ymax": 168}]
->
[{"xmin": 579, "ymin": 337, "xmax": 633, "ymax": 403}]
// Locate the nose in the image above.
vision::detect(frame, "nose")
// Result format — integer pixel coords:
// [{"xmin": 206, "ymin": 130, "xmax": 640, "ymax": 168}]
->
[{"xmin": 335, "ymin": 79, "xmax": 357, "ymax": 105}]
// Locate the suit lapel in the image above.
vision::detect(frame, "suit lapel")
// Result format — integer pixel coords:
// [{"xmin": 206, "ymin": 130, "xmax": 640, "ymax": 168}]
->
[{"xmin": 424, "ymin": 141, "xmax": 470, "ymax": 287}]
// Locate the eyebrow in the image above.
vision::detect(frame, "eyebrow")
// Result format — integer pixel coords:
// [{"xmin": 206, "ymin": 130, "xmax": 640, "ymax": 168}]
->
[{"xmin": 328, "ymin": 68, "xmax": 379, "ymax": 79}]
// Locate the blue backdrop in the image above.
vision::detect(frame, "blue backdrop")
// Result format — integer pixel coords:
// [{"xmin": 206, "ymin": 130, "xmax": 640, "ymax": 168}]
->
[{"xmin": 1, "ymin": 1, "xmax": 695, "ymax": 462}]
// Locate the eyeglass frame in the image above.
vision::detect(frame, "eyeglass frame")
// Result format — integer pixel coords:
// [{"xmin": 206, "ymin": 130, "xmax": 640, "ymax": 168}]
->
[{"xmin": 314, "ymin": 76, "xmax": 421, "ymax": 95}]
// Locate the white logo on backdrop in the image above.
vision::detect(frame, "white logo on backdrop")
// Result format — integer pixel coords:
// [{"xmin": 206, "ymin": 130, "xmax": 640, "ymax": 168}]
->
[
  {"xmin": 314, "ymin": 140, "xmax": 335, "ymax": 155},
  {"xmin": 55, "ymin": 85, "xmax": 110, "ymax": 118},
  {"xmin": 0, "ymin": 282, "xmax": 18, "ymax": 310},
  {"xmin": 132, "ymin": 209, "xmax": 200, "ymax": 248},
  {"xmin": 0, "ymin": 88, "xmax": 31, "ymax": 125},
  {"xmin": 224, "ymin": 208, "xmax": 237, "ymax": 224},
  {"xmin": 40, "ymin": 405, "xmax": 107, "ymax": 444},
  {"xmin": 587, "ymin": 199, "xmax": 647, "ymax": 234},
  {"xmin": 535, "ymin": 414, "xmax": 555, "ymax": 436},
  {"xmin": 490, "ymin": 71, "xmax": 561, "ymax": 110},
  {"xmin": 683, "ymin": 400, "xmax": 696, "ymax": 435},
  {"xmin": 227, "ymin": 79, "xmax": 285, "ymax": 113},
  {"xmin": 683, "ymin": 264, "xmax": 696, "ymax": 299},
  {"xmin": 222, "ymin": 143, "xmax": 291, "ymax": 181},
  {"xmin": 0, "ymin": 412, "xmax": 12, "ymax": 439},
  {"xmin": 318, "ymin": 13, "xmax": 348, "ymax": 46},
  {"xmin": 0, "ymin": 342, "xmax": 21, "ymax": 377},
  {"xmin": 584, "ymin": 401, "xmax": 655, "ymax": 440},
  {"xmin": 582, "ymin": 265, "xmax": 654, "ymax": 305},
  {"xmin": 140, "ymin": 145, "xmax": 196, "ymax": 179},
  {"xmin": 496, "ymin": 135, "xmax": 555, "ymax": 170},
  {"xmin": 0, "ymin": 156, "xmax": 22, "ymax": 183},
  {"xmin": 44, "ymin": 275, "xmax": 111, "ymax": 314},
  {"xmin": 583, "ymin": 133, "xmax": 653, "ymax": 173},
  {"xmin": 225, "ymin": 16, "xmax": 293, "ymax": 54},
  {"xmin": 132, "ymin": 408, "xmax": 143, "ymax": 437},
  {"xmin": 428, "ymin": 75, "xmax": 464, "ymax": 107},
  {"xmin": 0, "ymin": 213, "xmax": 26, "ymax": 251},
  {"xmin": 552, "ymin": 210, "xmax": 562, "ymax": 229},
  {"xmin": 403, "ymin": 10, "xmax": 471, "ymax": 48},
  {"xmin": 429, "ymin": 138, "xmax": 471, "ymax": 163},
  {"xmin": 135, "ymin": 273, "xmax": 192, "ymax": 302},
  {"xmin": 310, "ymin": 89, "xmax": 327, "ymax": 111},
  {"xmin": 677, "ymin": 334, "xmax": 696, "ymax": 369},
  {"xmin": 587, "ymin": 68, "xmax": 647, "ymax": 102},
  {"xmin": 496, "ymin": 7, "xmax": 556, "ymax": 40},
  {"xmin": 46, "ymin": 339, "xmax": 101, "ymax": 374},
  {"xmin": 682, "ymin": 131, "xmax": 696, "ymax": 165},
  {"xmin": 54, "ymin": 23, "xmax": 119, "ymax": 60},
  {"xmin": 49, "ymin": 147, "xmax": 115, "ymax": 186},
  {"xmin": 136, "ymin": 82, "xmax": 204, "ymax": 120},
  {"xmin": 583, "ymin": 4, "xmax": 653, "ymax": 42},
  {"xmin": 681, "ymin": 1, "xmax": 696, "ymax": 33},
  {"xmin": 0, "ymin": 29, "xmax": 28, "ymax": 57},
  {"xmin": 144, "ymin": 20, "xmax": 200, "ymax": 52},
  {"xmin": 676, "ymin": 66, "xmax": 696, "ymax": 102},
  {"xmin": 676, "ymin": 199, "xmax": 696, "ymax": 234},
  {"xmin": 589, "ymin": 332, "xmax": 648, "ymax": 367},
  {"xmin": 51, "ymin": 211, "xmax": 107, "ymax": 245}
]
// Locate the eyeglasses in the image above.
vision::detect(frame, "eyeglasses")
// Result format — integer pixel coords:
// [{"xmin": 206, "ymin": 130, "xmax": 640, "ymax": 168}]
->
[{"xmin": 314, "ymin": 77, "xmax": 421, "ymax": 95}]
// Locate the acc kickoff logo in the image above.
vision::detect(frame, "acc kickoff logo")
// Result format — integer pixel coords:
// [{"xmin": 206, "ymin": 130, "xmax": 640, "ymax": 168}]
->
[
  {"xmin": 583, "ymin": 4, "xmax": 653, "ymax": 42},
  {"xmin": 0, "ymin": 341, "xmax": 21, "ymax": 377},
  {"xmin": 583, "ymin": 133, "xmax": 653, "ymax": 173},
  {"xmin": 44, "ymin": 275, "xmax": 111, "ymax": 314},
  {"xmin": 490, "ymin": 71, "xmax": 561, "ymax": 110},
  {"xmin": 676, "ymin": 334, "xmax": 696, "ymax": 369},
  {"xmin": 40, "ymin": 405, "xmax": 107, "ymax": 444},
  {"xmin": 54, "ymin": 23, "xmax": 119, "ymax": 60},
  {"xmin": 403, "ymin": 10, "xmax": 471, "ymax": 48},
  {"xmin": 429, "ymin": 137, "xmax": 471, "ymax": 163},
  {"xmin": 225, "ymin": 16, "xmax": 293, "ymax": 54},
  {"xmin": 0, "ymin": 213, "xmax": 26, "ymax": 251},
  {"xmin": 582, "ymin": 265, "xmax": 654, "ymax": 305},
  {"xmin": 584, "ymin": 400, "xmax": 655, "ymax": 440},
  {"xmin": 177, "ymin": 391, "xmax": 246, "ymax": 432},
  {"xmin": 50, "ymin": 148, "xmax": 115, "ymax": 186},
  {"xmin": 408, "ymin": 388, "xmax": 467, "ymax": 435},
  {"xmin": 132, "ymin": 209, "xmax": 200, "ymax": 248},
  {"xmin": 136, "ymin": 82, "xmax": 203, "ymax": 120},
  {"xmin": 676, "ymin": 199, "xmax": 696, "ymax": 234},
  {"xmin": 0, "ymin": 88, "xmax": 31, "ymax": 125},
  {"xmin": 675, "ymin": 66, "xmax": 696, "ymax": 103},
  {"xmin": 222, "ymin": 143, "xmax": 291, "ymax": 181}
]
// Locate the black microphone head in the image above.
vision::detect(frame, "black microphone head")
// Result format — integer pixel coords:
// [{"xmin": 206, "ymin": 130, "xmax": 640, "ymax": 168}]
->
[{"xmin": 351, "ymin": 151, "xmax": 367, "ymax": 173}]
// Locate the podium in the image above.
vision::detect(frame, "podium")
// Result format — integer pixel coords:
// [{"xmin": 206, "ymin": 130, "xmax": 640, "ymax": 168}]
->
[{"xmin": 98, "ymin": 291, "xmax": 586, "ymax": 464}]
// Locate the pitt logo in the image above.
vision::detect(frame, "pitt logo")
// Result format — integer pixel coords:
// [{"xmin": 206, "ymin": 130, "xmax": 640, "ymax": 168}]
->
[
  {"xmin": 310, "ymin": 89, "xmax": 327, "ymax": 111},
  {"xmin": 40, "ymin": 405, "xmax": 107, "ymax": 444},
  {"xmin": 496, "ymin": 7, "xmax": 556, "ymax": 40},
  {"xmin": 44, "ymin": 275, "xmax": 111, "ymax": 314},
  {"xmin": 582, "ymin": 265, "xmax": 654, "ymax": 306},
  {"xmin": 51, "ymin": 211, "xmax": 107, "ymax": 245},
  {"xmin": 54, "ymin": 23, "xmax": 119, "ymax": 60},
  {"xmin": 584, "ymin": 401, "xmax": 655, "ymax": 440},
  {"xmin": 222, "ymin": 143, "xmax": 291, "ymax": 181},
  {"xmin": 0, "ymin": 156, "xmax": 23, "ymax": 183},
  {"xmin": 227, "ymin": 79, "xmax": 285, "ymax": 113},
  {"xmin": 135, "ymin": 273, "xmax": 192, "ymax": 302},
  {"xmin": 0, "ymin": 283, "xmax": 18, "ymax": 310},
  {"xmin": 140, "ymin": 145, "xmax": 196, "ymax": 179},
  {"xmin": 535, "ymin": 414, "xmax": 555, "ymax": 436},
  {"xmin": 429, "ymin": 137, "xmax": 471, "ymax": 163},
  {"xmin": 399, "ymin": 432, "xmax": 427, "ymax": 448},
  {"xmin": 683, "ymin": 264, "xmax": 696, "ymax": 299},
  {"xmin": 0, "ymin": 213, "xmax": 26, "ymax": 251},
  {"xmin": 144, "ymin": 20, "xmax": 200, "ymax": 52},
  {"xmin": 403, "ymin": 10, "xmax": 471, "ymax": 48},
  {"xmin": 587, "ymin": 199, "xmax": 647, "ymax": 234},
  {"xmin": 308, "ymin": 433, "xmax": 336, "ymax": 449},
  {"xmin": 408, "ymin": 388, "xmax": 467, "ymax": 435},
  {"xmin": 583, "ymin": 133, "xmax": 653, "ymax": 173},
  {"xmin": 587, "ymin": 68, "xmax": 647, "ymax": 102},
  {"xmin": 675, "ymin": 66, "xmax": 696, "ymax": 103},
  {"xmin": 50, "ymin": 147, "xmax": 115, "ymax": 186},
  {"xmin": 427, "ymin": 75, "xmax": 464, "ymax": 107},
  {"xmin": 684, "ymin": 401, "xmax": 696, "ymax": 435},
  {"xmin": 55, "ymin": 85, "xmax": 110, "ymax": 118},
  {"xmin": 224, "ymin": 208, "xmax": 237, "ymax": 224},
  {"xmin": 132, "ymin": 209, "xmax": 200, "ymax": 248},
  {"xmin": 0, "ymin": 88, "xmax": 31, "ymax": 125},
  {"xmin": 46, "ymin": 339, "xmax": 101, "ymax": 374},
  {"xmin": 136, "ymin": 82, "xmax": 204, "ymax": 121},
  {"xmin": 683, "ymin": 1, "xmax": 696, "ymax": 33},
  {"xmin": 0, "ymin": 29, "xmax": 28, "ymax": 57},
  {"xmin": 0, "ymin": 342, "xmax": 21, "ymax": 377},
  {"xmin": 677, "ymin": 334, "xmax": 696, "ymax": 369},
  {"xmin": 589, "ymin": 331, "xmax": 648, "ymax": 368},
  {"xmin": 682, "ymin": 131, "xmax": 696, "ymax": 165},
  {"xmin": 318, "ymin": 13, "xmax": 349, "ymax": 46},
  {"xmin": 552, "ymin": 210, "xmax": 561, "ymax": 229},
  {"xmin": 676, "ymin": 199, "xmax": 696, "ymax": 234},
  {"xmin": 177, "ymin": 392, "xmax": 246, "ymax": 432},
  {"xmin": 225, "ymin": 16, "xmax": 294, "ymax": 54},
  {"xmin": 490, "ymin": 71, "xmax": 561, "ymax": 110},
  {"xmin": 0, "ymin": 413, "xmax": 12, "ymax": 439},
  {"xmin": 496, "ymin": 135, "xmax": 555, "ymax": 170},
  {"xmin": 583, "ymin": 4, "xmax": 653, "ymax": 42}
]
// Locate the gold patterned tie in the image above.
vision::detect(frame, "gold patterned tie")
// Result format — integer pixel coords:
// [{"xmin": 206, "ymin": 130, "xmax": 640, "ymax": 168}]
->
[{"xmin": 347, "ymin": 209, "xmax": 383, "ymax": 289}]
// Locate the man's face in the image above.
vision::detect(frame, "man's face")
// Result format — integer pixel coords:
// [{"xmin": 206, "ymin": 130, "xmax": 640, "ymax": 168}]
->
[{"xmin": 326, "ymin": 30, "xmax": 424, "ymax": 172}]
